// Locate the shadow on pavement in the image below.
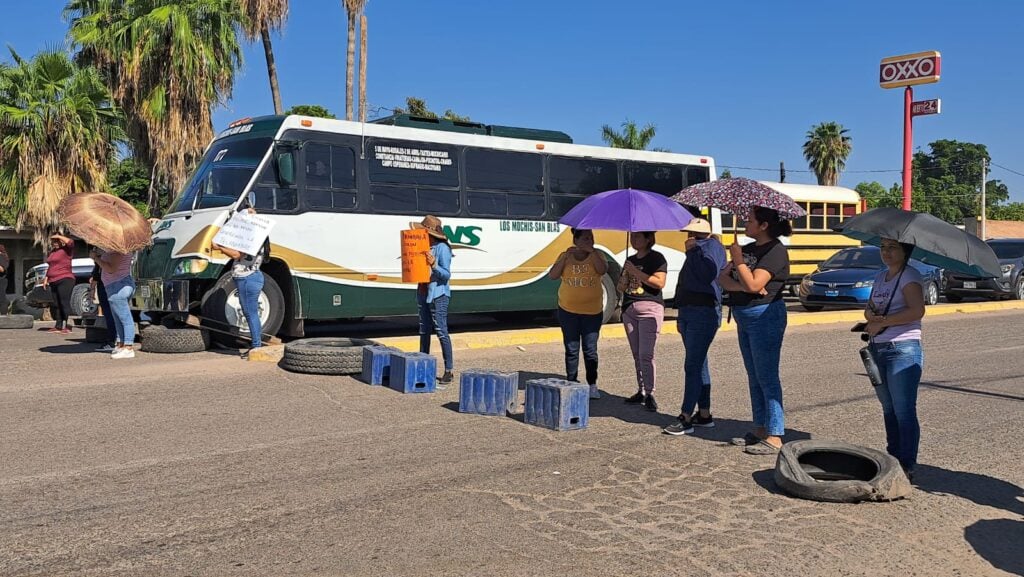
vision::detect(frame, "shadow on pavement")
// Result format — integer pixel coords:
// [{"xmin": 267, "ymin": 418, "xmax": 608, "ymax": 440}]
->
[
  {"xmin": 751, "ymin": 468, "xmax": 786, "ymax": 496},
  {"xmin": 913, "ymin": 464, "xmax": 1024, "ymax": 517},
  {"xmin": 588, "ymin": 391, "xmax": 673, "ymax": 428},
  {"xmin": 38, "ymin": 342, "xmax": 98, "ymax": 355},
  {"xmin": 964, "ymin": 519, "xmax": 1024, "ymax": 576},
  {"xmin": 921, "ymin": 380, "xmax": 1024, "ymax": 402}
]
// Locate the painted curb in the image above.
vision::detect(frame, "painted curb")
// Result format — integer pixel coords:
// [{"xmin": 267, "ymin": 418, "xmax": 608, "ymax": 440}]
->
[{"xmin": 372, "ymin": 300, "xmax": 1024, "ymax": 353}]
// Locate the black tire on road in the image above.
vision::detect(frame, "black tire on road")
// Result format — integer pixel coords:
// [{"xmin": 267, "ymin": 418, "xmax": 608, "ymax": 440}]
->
[
  {"xmin": 0, "ymin": 314, "xmax": 34, "ymax": 329},
  {"xmin": 69, "ymin": 283, "xmax": 97, "ymax": 317},
  {"xmin": 1013, "ymin": 278, "xmax": 1024, "ymax": 301},
  {"xmin": 773, "ymin": 439, "xmax": 912, "ymax": 503},
  {"xmin": 140, "ymin": 324, "xmax": 210, "ymax": 353},
  {"xmin": 924, "ymin": 281, "xmax": 940, "ymax": 306},
  {"xmin": 11, "ymin": 297, "xmax": 45, "ymax": 319},
  {"xmin": 85, "ymin": 326, "xmax": 109, "ymax": 343},
  {"xmin": 281, "ymin": 337, "xmax": 380, "ymax": 375},
  {"xmin": 201, "ymin": 273, "xmax": 286, "ymax": 348}
]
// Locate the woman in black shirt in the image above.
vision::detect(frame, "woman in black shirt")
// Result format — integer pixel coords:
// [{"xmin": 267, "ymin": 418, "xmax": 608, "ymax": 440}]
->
[
  {"xmin": 617, "ymin": 231, "xmax": 668, "ymax": 412},
  {"xmin": 718, "ymin": 207, "xmax": 792, "ymax": 455}
]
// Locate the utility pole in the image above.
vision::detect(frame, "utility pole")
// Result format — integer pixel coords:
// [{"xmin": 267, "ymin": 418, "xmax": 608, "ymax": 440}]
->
[
  {"xmin": 779, "ymin": 161, "xmax": 786, "ymax": 183},
  {"xmin": 980, "ymin": 158, "xmax": 987, "ymax": 240}
]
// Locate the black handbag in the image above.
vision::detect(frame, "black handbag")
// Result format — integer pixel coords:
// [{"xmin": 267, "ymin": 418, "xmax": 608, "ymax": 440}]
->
[
  {"xmin": 26, "ymin": 285, "xmax": 54, "ymax": 307},
  {"xmin": 858, "ymin": 267, "xmax": 905, "ymax": 387}
]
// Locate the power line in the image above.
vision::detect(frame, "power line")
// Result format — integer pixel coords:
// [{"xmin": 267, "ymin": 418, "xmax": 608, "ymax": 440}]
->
[{"xmin": 991, "ymin": 162, "xmax": 1024, "ymax": 179}]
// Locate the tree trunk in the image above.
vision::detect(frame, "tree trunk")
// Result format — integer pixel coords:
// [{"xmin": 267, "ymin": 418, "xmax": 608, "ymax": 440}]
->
[
  {"xmin": 358, "ymin": 12, "xmax": 367, "ymax": 122},
  {"xmin": 345, "ymin": 14, "xmax": 356, "ymax": 121},
  {"xmin": 147, "ymin": 162, "xmax": 160, "ymax": 217},
  {"xmin": 261, "ymin": 23, "xmax": 283, "ymax": 115}
]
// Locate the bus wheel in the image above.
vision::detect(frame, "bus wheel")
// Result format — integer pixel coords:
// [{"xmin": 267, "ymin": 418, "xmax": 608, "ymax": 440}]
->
[
  {"xmin": 201, "ymin": 273, "xmax": 285, "ymax": 348},
  {"xmin": 602, "ymin": 274, "xmax": 622, "ymax": 324}
]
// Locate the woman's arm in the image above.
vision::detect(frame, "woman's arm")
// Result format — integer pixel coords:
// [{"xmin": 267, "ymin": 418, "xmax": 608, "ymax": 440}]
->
[
  {"xmin": 95, "ymin": 253, "xmax": 121, "ymax": 274},
  {"xmin": 733, "ymin": 263, "xmax": 773, "ymax": 293},
  {"xmin": 211, "ymin": 243, "xmax": 242, "ymax": 260},
  {"xmin": 880, "ymin": 282, "xmax": 926, "ymax": 326},
  {"xmin": 718, "ymin": 265, "xmax": 744, "ymax": 292},
  {"xmin": 548, "ymin": 251, "xmax": 569, "ymax": 280},
  {"xmin": 591, "ymin": 252, "xmax": 608, "ymax": 276},
  {"xmin": 51, "ymin": 234, "xmax": 73, "ymax": 246},
  {"xmin": 431, "ymin": 245, "xmax": 452, "ymax": 283}
]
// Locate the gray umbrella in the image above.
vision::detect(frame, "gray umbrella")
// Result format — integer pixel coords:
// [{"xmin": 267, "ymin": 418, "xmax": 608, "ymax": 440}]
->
[{"xmin": 833, "ymin": 207, "xmax": 1000, "ymax": 278}]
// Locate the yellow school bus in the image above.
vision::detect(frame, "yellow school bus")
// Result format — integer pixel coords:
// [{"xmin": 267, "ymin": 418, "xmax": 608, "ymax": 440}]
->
[{"xmin": 717, "ymin": 182, "xmax": 863, "ymax": 287}]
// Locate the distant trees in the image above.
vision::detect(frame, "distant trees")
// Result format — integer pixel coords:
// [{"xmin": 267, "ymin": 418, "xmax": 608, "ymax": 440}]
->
[
  {"xmin": 285, "ymin": 104, "xmax": 336, "ymax": 119},
  {"xmin": 392, "ymin": 96, "xmax": 472, "ymax": 122},
  {"xmin": 600, "ymin": 120, "xmax": 657, "ymax": 150}
]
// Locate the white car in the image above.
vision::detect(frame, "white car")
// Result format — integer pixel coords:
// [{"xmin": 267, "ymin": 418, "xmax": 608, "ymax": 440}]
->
[{"xmin": 25, "ymin": 258, "xmax": 98, "ymax": 316}]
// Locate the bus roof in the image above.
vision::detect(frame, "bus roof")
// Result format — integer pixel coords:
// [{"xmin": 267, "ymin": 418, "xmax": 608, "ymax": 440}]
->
[
  {"xmin": 371, "ymin": 113, "xmax": 574, "ymax": 144},
  {"xmin": 268, "ymin": 115, "xmax": 714, "ymax": 168},
  {"xmin": 758, "ymin": 181, "xmax": 861, "ymax": 203}
]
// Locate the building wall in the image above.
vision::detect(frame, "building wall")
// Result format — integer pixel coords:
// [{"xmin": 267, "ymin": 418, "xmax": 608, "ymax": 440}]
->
[{"xmin": 964, "ymin": 218, "xmax": 1024, "ymax": 240}]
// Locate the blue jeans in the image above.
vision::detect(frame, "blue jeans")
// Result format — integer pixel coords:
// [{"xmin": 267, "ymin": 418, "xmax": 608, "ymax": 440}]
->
[
  {"xmin": 677, "ymin": 304, "xmax": 722, "ymax": 416},
  {"xmin": 732, "ymin": 300, "xmax": 787, "ymax": 437},
  {"xmin": 233, "ymin": 271, "xmax": 265, "ymax": 348},
  {"xmin": 870, "ymin": 339, "xmax": 923, "ymax": 472},
  {"xmin": 105, "ymin": 277, "xmax": 136, "ymax": 346},
  {"xmin": 557, "ymin": 308, "xmax": 602, "ymax": 385},
  {"xmin": 96, "ymin": 281, "xmax": 115, "ymax": 346},
  {"xmin": 418, "ymin": 293, "xmax": 453, "ymax": 371}
]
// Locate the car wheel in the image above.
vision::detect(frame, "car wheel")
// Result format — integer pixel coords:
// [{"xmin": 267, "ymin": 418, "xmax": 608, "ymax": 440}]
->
[
  {"xmin": 69, "ymin": 283, "xmax": 97, "ymax": 317},
  {"xmin": 601, "ymin": 274, "xmax": 621, "ymax": 324},
  {"xmin": 801, "ymin": 304, "xmax": 824, "ymax": 312},
  {"xmin": 1013, "ymin": 277, "xmax": 1024, "ymax": 301},
  {"xmin": 944, "ymin": 293, "xmax": 963, "ymax": 303},
  {"xmin": 924, "ymin": 282, "xmax": 939, "ymax": 306}
]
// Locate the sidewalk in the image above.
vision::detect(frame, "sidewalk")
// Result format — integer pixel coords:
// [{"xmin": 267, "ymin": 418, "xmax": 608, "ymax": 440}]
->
[{"xmin": 375, "ymin": 300, "xmax": 1024, "ymax": 352}]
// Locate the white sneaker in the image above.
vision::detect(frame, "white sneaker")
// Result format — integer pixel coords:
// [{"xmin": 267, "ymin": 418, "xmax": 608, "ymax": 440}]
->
[
  {"xmin": 111, "ymin": 348, "xmax": 135, "ymax": 359},
  {"xmin": 589, "ymin": 385, "xmax": 601, "ymax": 399}
]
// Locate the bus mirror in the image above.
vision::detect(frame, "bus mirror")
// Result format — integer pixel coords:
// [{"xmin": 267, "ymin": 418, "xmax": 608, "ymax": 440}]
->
[{"xmin": 276, "ymin": 149, "xmax": 296, "ymax": 187}]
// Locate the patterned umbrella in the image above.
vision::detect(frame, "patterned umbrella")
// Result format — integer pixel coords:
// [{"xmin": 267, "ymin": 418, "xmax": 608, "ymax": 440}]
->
[
  {"xmin": 671, "ymin": 177, "xmax": 807, "ymax": 219},
  {"xmin": 58, "ymin": 193, "xmax": 153, "ymax": 253}
]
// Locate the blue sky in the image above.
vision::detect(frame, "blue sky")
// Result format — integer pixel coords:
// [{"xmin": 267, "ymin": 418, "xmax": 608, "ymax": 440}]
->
[{"xmin": 3, "ymin": 0, "xmax": 1024, "ymax": 201}]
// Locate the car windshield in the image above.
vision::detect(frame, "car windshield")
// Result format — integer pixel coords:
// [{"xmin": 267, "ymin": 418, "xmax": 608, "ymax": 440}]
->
[
  {"xmin": 988, "ymin": 241, "xmax": 1024, "ymax": 260},
  {"xmin": 169, "ymin": 137, "xmax": 272, "ymax": 213},
  {"xmin": 820, "ymin": 248, "xmax": 884, "ymax": 269}
]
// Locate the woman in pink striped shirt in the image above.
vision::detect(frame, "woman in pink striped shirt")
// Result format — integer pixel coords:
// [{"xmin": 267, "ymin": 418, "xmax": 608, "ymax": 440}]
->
[{"xmin": 92, "ymin": 248, "xmax": 137, "ymax": 359}]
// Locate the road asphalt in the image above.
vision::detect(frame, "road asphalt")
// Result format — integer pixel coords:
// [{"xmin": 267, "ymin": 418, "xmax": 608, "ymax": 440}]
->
[{"xmin": 1, "ymin": 309, "xmax": 1022, "ymax": 576}]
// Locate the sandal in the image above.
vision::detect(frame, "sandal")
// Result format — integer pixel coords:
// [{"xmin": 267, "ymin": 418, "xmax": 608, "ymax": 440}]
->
[
  {"xmin": 730, "ymin": 432, "xmax": 761, "ymax": 446},
  {"xmin": 744, "ymin": 439, "xmax": 782, "ymax": 455}
]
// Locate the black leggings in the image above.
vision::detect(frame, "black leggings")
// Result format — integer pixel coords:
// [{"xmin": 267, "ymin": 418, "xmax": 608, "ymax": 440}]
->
[{"xmin": 50, "ymin": 278, "xmax": 75, "ymax": 329}]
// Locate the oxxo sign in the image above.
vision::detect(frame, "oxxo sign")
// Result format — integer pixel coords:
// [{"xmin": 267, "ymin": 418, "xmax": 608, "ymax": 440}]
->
[{"xmin": 879, "ymin": 51, "xmax": 941, "ymax": 89}]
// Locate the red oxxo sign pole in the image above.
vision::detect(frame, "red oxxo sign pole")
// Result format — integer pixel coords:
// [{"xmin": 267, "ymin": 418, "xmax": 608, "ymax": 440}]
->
[{"xmin": 880, "ymin": 51, "xmax": 941, "ymax": 210}]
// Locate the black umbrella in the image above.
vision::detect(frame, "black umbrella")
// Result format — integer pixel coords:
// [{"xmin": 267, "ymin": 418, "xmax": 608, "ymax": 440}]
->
[{"xmin": 833, "ymin": 207, "xmax": 1000, "ymax": 278}]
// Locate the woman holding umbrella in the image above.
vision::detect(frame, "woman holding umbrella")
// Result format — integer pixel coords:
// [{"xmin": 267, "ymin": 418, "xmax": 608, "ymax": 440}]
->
[
  {"xmin": 619, "ymin": 231, "xmax": 668, "ymax": 412},
  {"xmin": 718, "ymin": 207, "xmax": 792, "ymax": 454},
  {"xmin": 92, "ymin": 247, "xmax": 137, "ymax": 359},
  {"xmin": 863, "ymin": 239, "xmax": 926, "ymax": 479}
]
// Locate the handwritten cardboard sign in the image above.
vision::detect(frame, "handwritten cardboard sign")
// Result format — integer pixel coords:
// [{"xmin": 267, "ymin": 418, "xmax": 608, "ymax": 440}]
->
[{"xmin": 212, "ymin": 211, "xmax": 276, "ymax": 255}]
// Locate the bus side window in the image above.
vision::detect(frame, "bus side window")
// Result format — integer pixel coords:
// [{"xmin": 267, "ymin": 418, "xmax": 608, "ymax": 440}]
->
[
  {"xmin": 808, "ymin": 202, "xmax": 825, "ymax": 229},
  {"xmin": 549, "ymin": 156, "xmax": 617, "ymax": 218},
  {"xmin": 825, "ymin": 203, "xmax": 841, "ymax": 229},
  {"xmin": 625, "ymin": 162, "xmax": 682, "ymax": 196},
  {"xmin": 793, "ymin": 202, "xmax": 809, "ymax": 230},
  {"xmin": 684, "ymin": 166, "xmax": 711, "ymax": 187},
  {"xmin": 303, "ymin": 143, "xmax": 357, "ymax": 211},
  {"xmin": 465, "ymin": 148, "xmax": 544, "ymax": 218}
]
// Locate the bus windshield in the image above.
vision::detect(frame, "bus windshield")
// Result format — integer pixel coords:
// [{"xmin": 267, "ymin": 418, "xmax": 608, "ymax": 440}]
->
[{"xmin": 169, "ymin": 137, "xmax": 273, "ymax": 213}]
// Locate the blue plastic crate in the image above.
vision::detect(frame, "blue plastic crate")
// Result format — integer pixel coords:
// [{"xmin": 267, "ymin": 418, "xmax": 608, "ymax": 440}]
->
[
  {"xmin": 458, "ymin": 370, "xmax": 519, "ymax": 416},
  {"xmin": 360, "ymin": 345, "xmax": 397, "ymax": 386},
  {"xmin": 388, "ymin": 351, "xmax": 437, "ymax": 394},
  {"xmin": 524, "ymin": 378, "xmax": 589, "ymax": 431}
]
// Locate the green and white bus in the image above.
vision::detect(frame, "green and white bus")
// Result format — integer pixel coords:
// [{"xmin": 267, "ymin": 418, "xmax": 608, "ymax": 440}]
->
[{"xmin": 133, "ymin": 114, "xmax": 718, "ymax": 341}]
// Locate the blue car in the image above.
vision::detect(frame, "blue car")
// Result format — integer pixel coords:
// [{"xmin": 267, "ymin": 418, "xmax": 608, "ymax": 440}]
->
[{"xmin": 798, "ymin": 246, "xmax": 942, "ymax": 311}]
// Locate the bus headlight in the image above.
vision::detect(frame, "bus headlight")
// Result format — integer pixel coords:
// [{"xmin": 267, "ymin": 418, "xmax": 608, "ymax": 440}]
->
[
  {"xmin": 854, "ymin": 279, "xmax": 874, "ymax": 288},
  {"xmin": 174, "ymin": 258, "xmax": 210, "ymax": 276}
]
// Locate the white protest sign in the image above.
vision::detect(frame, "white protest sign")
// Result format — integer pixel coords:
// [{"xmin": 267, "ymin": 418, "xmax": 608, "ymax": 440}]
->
[{"xmin": 212, "ymin": 211, "xmax": 276, "ymax": 255}]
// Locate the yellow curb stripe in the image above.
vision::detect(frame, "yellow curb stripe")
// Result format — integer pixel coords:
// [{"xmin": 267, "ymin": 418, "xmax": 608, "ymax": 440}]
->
[{"xmin": 371, "ymin": 300, "xmax": 1024, "ymax": 353}]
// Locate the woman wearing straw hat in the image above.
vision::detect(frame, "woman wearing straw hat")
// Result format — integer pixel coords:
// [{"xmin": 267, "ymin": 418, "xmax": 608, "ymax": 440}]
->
[
  {"xmin": 411, "ymin": 215, "xmax": 454, "ymax": 385},
  {"xmin": 663, "ymin": 218, "xmax": 728, "ymax": 436},
  {"xmin": 43, "ymin": 234, "xmax": 77, "ymax": 334}
]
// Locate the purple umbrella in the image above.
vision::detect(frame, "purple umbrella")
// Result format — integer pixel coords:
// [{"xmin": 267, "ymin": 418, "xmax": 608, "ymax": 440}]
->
[
  {"xmin": 558, "ymin": 188, "xmax": 693, "ymax": 231},
  {"xmin": 671, "ymin": 177, "xmax": 807, "ymax": 219}
]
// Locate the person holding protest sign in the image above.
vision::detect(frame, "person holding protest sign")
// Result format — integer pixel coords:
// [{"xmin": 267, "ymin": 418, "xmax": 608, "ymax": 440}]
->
[
  {"xmin": 212, "ymin": 202, "xmax": 271, "ymax": 359},
  {"xmin": 411, "ymin": 215, "xmax": 454, "ymax": 385}
]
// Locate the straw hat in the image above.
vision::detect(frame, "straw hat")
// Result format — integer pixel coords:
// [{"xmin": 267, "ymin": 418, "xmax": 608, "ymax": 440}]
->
[
  {"xmin": 681, "ymin": 218, "xmax": 712, "ymax": 234},
  {"xmin": 410, "ymin": 215, "xmax": 448, "ymax": 241}
]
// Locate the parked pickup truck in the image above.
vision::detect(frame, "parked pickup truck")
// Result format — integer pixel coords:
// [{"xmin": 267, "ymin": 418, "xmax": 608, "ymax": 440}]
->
[{"xmin": 25, "ymin": 258, "xmax": 98, "ymax": 316}]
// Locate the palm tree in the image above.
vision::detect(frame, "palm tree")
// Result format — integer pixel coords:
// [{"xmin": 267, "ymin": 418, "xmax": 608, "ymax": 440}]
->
[
  {"xmin": 0, "ymin": 48, "xmax": 125, "ymax": 242},
  {"xmin": 66, "ymin": 0, "xmax": 244, "ymax": 216},
  {"xmin": 342, "ymin": 0, "xmax": 367, "ymax": 121},
  {"xmin": 239, "ymin": 0, "xmax": 289, "ymax": 115},
  {"xmin": 803, "ymin": 122, "xmax": 852, "ymax": 186},
  {"xmin": 358, "ymin": 9, "xmax": 368, "ymax": 122},
  {"xmin": 601, "ymin": 120, "xmax": 657, "ymax": 150}
]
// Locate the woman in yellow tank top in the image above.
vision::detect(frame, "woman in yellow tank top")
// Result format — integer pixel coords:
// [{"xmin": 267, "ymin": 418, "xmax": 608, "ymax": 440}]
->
[{"xmin": 548, "ymin": 228, "xmax": 608, "ymax": 399}]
